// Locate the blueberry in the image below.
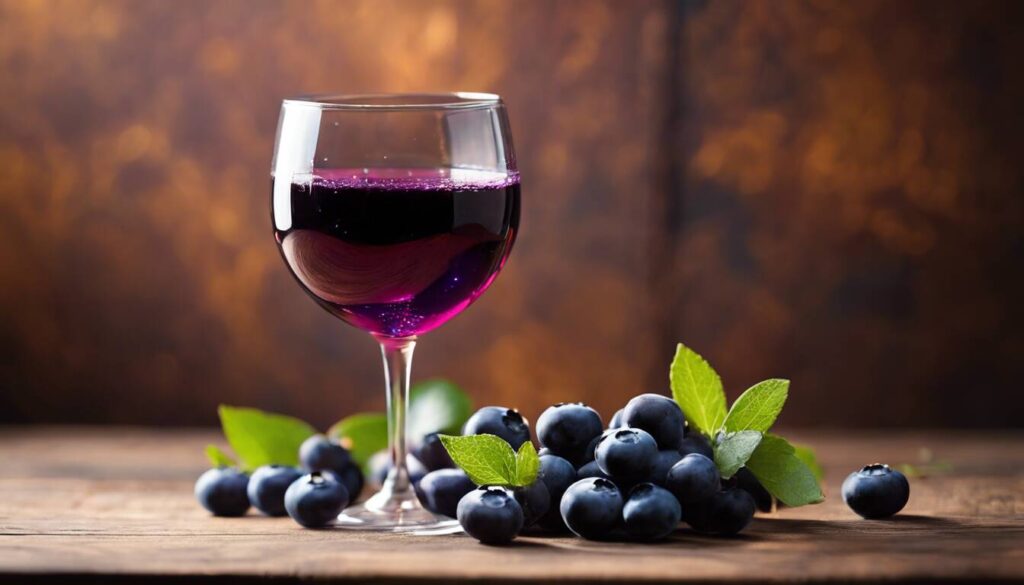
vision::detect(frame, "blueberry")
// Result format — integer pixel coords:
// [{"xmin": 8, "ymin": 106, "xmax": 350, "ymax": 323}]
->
[
  {"xmin": 463, "ymin": 406, "xmax": 531, "ymax": 449},
  {"xmin": 666, "ymin": 453, "xmax": 720, "ymax": 504},
  {"xmin": 513, "ymin": 480, "xmax": 550, "ymax": 527},
  {"xmin": 677, "ymin": 432, "xmax": 714, "ymax": 459},
  {"xmin": 842, "ymin": 464, "xmax": 910, "ymax": 519},
  {"xmin": 457, "ymin": 487, "xmax": 524, "ymax": 545},
  {"xmin": 299, "ymin": 434, "xmax": 351, "ymax": 474},
  {"xmin": 649, "ymin": 449, "xmax": 683, "ymax": 486},
  {"xmin": 537, "ymin": 403, "xmax": 603, "ymax": 464},
  {"xmin": 622, "ymin": 393, "xmax": 686, "ymax": 449},
  {"xmin": 735, "ymin": 467, "xmax": 772, "ymax": 512},
  {"xmin": 368, "ymin": 451, "xmax": 428, "ymax": 487},
  {"xmin": 194, "ymin": 468, "xmax": 250, "ymax": 517},
  {"xmin": 247, "ymin": 465, "xmax": 303, "ymax": 516},
  {"xmin": 683, "ymin": 487, "xmax": 755, "ymax": 536},
  {"xmin": 609, "ymin": 408, "xmax": 624, "ymax": 429},
  {"xmin": 415, "ymin": 432, "xmax": 456, "ymax": 471},
  {"xmin": 419, "ymin": 469, "xmax": 476, "ymax": 518},
  {"xmin": 595, "ymin": 428, "xmax": 658, "ymax": 479},
  {"xmin": 576, "ymin": 459, "xmax": 610, "ymax": 480},
  {"xmin": 535, "ymin": 455, "xmax": 577, "ymax": 531},
  {"xmin": 560, "ymin": 478, "xmax": 623, "ymax": 540},
  {"xmin": 284, "ymin": 471, "xmax": 349, "ymax": 528},
  {"xmin": 324, "ymin": 463, "xmax": 364, "ymax": 502},
  {"xmin": 623, "ymin": 483, "xmax": 682, "ymax": 541}
]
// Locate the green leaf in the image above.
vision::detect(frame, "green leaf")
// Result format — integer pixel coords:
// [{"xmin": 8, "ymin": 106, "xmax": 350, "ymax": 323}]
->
[
  {"xmin": 218, "ymin": 405, "xmax": 316, "ymax": 471},
  {"xmin": 204, "ymin": 444, "xmax": 236, "ymax": 467},
  {"xmin": 746, "ymin": 434, "xmax": 824, "ymax": 506},
  {"xmin": 670, "ymin": 343, "xmax": 727, "ymax": 437},
  {"xmin": 327, "ymin": 413, "xmax": 388, "ymax": 468},
  {"xmin": 792, "ymin": 443, "xmax": 824, "ymax": 483},
  {"xmin": 713, "ymin": 430, "xmax": 763, "ymax": 478},
  {"xmin": 513, "ymin": 441, "xmax": 540, "ymax": 487},
  {"xmin": 438, "ymin": 434, "xmax": 517, "ymax": 487},
  {"xmin": 723, "ymin": 379, "xmax": 789, "ymax": 433},
  {"xmin": 408, "ymin": 379, "xmax": 473, "ymax": 438}
]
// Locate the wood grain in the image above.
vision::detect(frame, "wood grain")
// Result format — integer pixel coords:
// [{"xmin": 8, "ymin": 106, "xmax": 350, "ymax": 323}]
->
[{"xmin": 0, "ymin": 427, "xmax": 1021, "ymax": 583}]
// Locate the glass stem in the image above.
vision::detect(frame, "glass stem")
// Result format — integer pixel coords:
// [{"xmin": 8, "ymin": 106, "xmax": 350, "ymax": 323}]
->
[{"xmin": 380, "ymin": 337, "xmax": 416, "ymax": 494}]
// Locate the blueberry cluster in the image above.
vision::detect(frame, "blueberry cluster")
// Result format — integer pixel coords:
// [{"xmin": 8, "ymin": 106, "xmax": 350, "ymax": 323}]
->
[{"xmin": 195, "ymin": 434, "xmax": 363, "ymax": 528}]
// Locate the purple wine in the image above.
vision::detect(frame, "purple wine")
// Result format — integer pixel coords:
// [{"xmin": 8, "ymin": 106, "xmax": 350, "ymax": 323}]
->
[{"xmin": 273, "ymin": 168, "xmax": 520, "ymax": 338}]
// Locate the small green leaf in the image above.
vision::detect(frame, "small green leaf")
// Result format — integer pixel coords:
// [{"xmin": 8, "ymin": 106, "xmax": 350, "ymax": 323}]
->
[
  {"xmin": 408, "ymin": 379, "xmax": 473, "ymax": 438},
  {"xmin": 723, "ymin": 379, "xmax": 789, "ymax": 433},
  {"xmin": 792, "ymin": 443, "xmax": 824, "ymax": 483},
  {"xmin": 513, "ymin": 441, "xmax": 540, "ymax": 487},
  {"xmin": 713, "ymin": 430, "xmax": 763, "ymax": 478},
  {"xmin": 438, "ymin": 434, "xmax": 516, "ymax": 486},
  {"xmin": 670, "ymin": 343, "xmax": 727, "ymax": 437},
  {"xmin": 746, "ymin": 434, "xmax": 824, "ymax": 506},
  {"xmin": 328, "ymin": 413, "xmax": 388, "ymax": 467},
  {"xmin": 218, "ymin": 405, "xmax": 316, "ymax": 471},
  {"xmin": 205, "ymin": 444, "xmax": 236, "ymax": 467}
]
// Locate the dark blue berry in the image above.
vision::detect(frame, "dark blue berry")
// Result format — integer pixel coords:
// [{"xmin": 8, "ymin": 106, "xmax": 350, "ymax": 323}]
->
[
  {"xmin": 299, "ymin": 434, "xmax": 351, "ymax": 474},
  {"xmin": 514, "ymin": 480, "xmax": 550, "ymax": 527},
  {"xmin": 415, "ymin": 432, "xmax": 455, "ymax": 471},
  {"xmin": 195, "ymin": 468, "xmax": 250, "ymax": 517},
  {"xmin": 537, "ymin": 403, "xmax": 603, "ymax": 464},
  {"xmin": 622, "ymin": 393, "xmax": 686, "ymax": 450},
  {"xmin": 609, "ymin": 408, "xmax": 624, "ymax": 428},
  {"xmin": 735, "ymin": 467, "xmax": 772, "ymax": 512},
  {"xmin": 418, "ymin": 469, "xmax": 475, "ymax": 518},
  {"xmin": 649, "ymin": 449, "xmax": 683, "ymax": 486},
  {"xmin": 284, "ymin": 471, "xmax": 349, "ymax": 528},
  {"xmin": 683, "ymin": 487, "xmax": 755, "ymax": 536},
  {"xmin": 324, "ymin": 463, "xmax": 364, "ymax": 502},
  {"xmin": 457, "ymin": 487, "xmax": 524, "ymax": 545},
  {"xmin": 535, "ymin": 455, "xmax": 577, "ymax": 531},
  {"xmin": 247, "ymin": 465, "xmax": 302, "ymax": 516},
  {"xmin": 677, "ymin": 432, "xmax": 714, "ymax": 459},
  {"xmin": 368, "ymin": 452, "xmax": 428, "ymax": 487},
  {"xmin": 560, "ymin": 478, "xmax": 623, "ymax": 540},
  {"xmin": 595, "ymin": 428, "xmax": 658, "ymax": 479},
  {"xmin": 842, "ymin": 464, "xmax": 910, "ymax": 519},
  {"xmin": 578, "ymin": 459, "xmax": 638, "ymax": 496},
  {"xmin": 666, "ymin": 453, "xmax": 720, "ymax": 504},
  {"xmin": 463, "ymin": 406, "xmax": 531, "ymax": 449},
  {"xmin": 623, "ymin": 483, "xmax": 682, "ymax": 541}
]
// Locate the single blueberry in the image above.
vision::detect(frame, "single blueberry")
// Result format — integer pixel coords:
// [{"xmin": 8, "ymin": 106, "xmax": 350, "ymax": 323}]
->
[
  {"xmin": 683, "ymin": 487, "xmax": 755, "ymax": 536},
  {"xmin": 513, "ymin": 480, "xmax": 550, "ymax": 527},
  {"xmin": 623, "ymin": 483, "xmax": 682, "ymax": 541},
  {"xmin": 677, "ymin": 432, "xmax": 714, "ymax": 459},
  {"xmin": 419, "ymin": 469, "xmax": 476, "ymax": 518},
  {"xmin": 368, "ymin": 451, "xmax": 428, "ymax": 487},
  {"xmin": 284, "ymin": 471, "xmax": 349, "ymax": 528},
  {"xmin": 195, "ymin": 468, "xmax": 250, "ymax": 517},
  {"xmin": 299, "ymin": 434, "xmax": 351, "ymax": 474},
  {"xmin": 535, "ymin": 455, "xmax": 577, "ymax": 531},
  {"xmin": 538, "ymin": 447, "xmax": 552, "ymax": 457},
  {"xmin": 560, "ymin": 478, "xmax": 624, "ymax": 540},
  {"xmin": 666, "ymin": 453, "xmax": 720, "ymax": 504},
  {"xmin": 735, "ymin": 467, "xmax": 772, "ymax": 512},
  {"xmin": 609, "ymin": 408, "xmax": 625, "ymax": 429},
  {"xmin": 622, "ymin": 393, "xmax": 687, "ymax": 450},
  {"xmin": 595, "ymin": 428, "xmax": 658, "ymax": 480},
  {"xmin": 842, "ymin": 464, "xmax": 910, "ymax": 519},
  {"xmin": 324, "ymin": 463, "xmax": 364, "ymax": 502},
  {"xmin": 649, "ymin": 449, "xmax": 683, "ymax": 486},
  {"xmin": 457, "ymin": 487, "xmax": 524, "ymax": 545},
  {"xmin": 247, "ymin": 465, "xmax": 303, "ymax": 516},
  {"xmin": 537, "ymin": 403, "xmax": 604, "ymax": 464},
  {"xmin": 415, "ymin": 432, "xmax": 455, "ymax": 471},
  {"xmin": 463, "ymin": 406, "xmax": 531, "ymax": 449}
]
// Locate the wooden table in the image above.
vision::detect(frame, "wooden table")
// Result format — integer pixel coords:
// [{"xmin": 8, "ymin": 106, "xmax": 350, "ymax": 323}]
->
[{"xmin": 0, "ymin": 427, "xmax": 1021, "ymax": 583}]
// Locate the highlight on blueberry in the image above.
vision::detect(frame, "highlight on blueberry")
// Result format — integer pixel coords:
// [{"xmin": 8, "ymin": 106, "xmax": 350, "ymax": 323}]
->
[
  {"xmin": 842, "ymin": 464, "xmax": 910, "ymax": 519},
  {"xmin": 195, "ymin": 468, "xmax": 250, "ymax": 517}
]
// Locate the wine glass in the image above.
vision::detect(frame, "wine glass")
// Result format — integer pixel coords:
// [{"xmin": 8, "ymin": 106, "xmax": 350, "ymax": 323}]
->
[{"xmin": 270, "ymin": 93, "xmax": 520, "ymax": 531}]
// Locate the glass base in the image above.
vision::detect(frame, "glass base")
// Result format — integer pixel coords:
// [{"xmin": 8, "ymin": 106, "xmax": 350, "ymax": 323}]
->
[{"xmin": 335, "ymin": 487, "xmax": 461, "ymax": 534}]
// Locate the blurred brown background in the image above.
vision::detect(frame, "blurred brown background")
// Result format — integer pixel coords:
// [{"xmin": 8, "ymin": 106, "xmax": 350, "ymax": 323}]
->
[{"xmin": 0, "ymin": 0, "xmax": 1021, "ymax": 430}]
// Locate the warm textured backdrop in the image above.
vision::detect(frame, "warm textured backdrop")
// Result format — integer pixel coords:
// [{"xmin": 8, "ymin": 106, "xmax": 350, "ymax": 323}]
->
[{"xmin": 1, "ymin": 0, "xmax": 1021, "ymax": 429}]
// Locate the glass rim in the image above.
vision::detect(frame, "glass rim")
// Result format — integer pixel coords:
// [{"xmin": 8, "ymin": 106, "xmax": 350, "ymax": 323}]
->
[{"xmin": 282, "ymin": 92, "xmax": 503, "ymax": 111}]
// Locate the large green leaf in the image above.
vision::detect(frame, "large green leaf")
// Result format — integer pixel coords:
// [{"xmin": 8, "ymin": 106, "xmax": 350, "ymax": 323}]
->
[
  {"xmin": 438, "ymin": 434, "xmax": 518, "ymax": 487},
  {"xmin": 746, "ymin": 434, "xmax": 824, "ymax": 506},
  {"xmin": 218, "ymin": 405, "xmax": 316, "ymax": 471},
  {"xmin": 670, "ymin": 343, "xmax": 727, "ymax": 436},
  {"xmin": 723, "ymin": 379, "xmax": 789, "ymax": 433}
]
